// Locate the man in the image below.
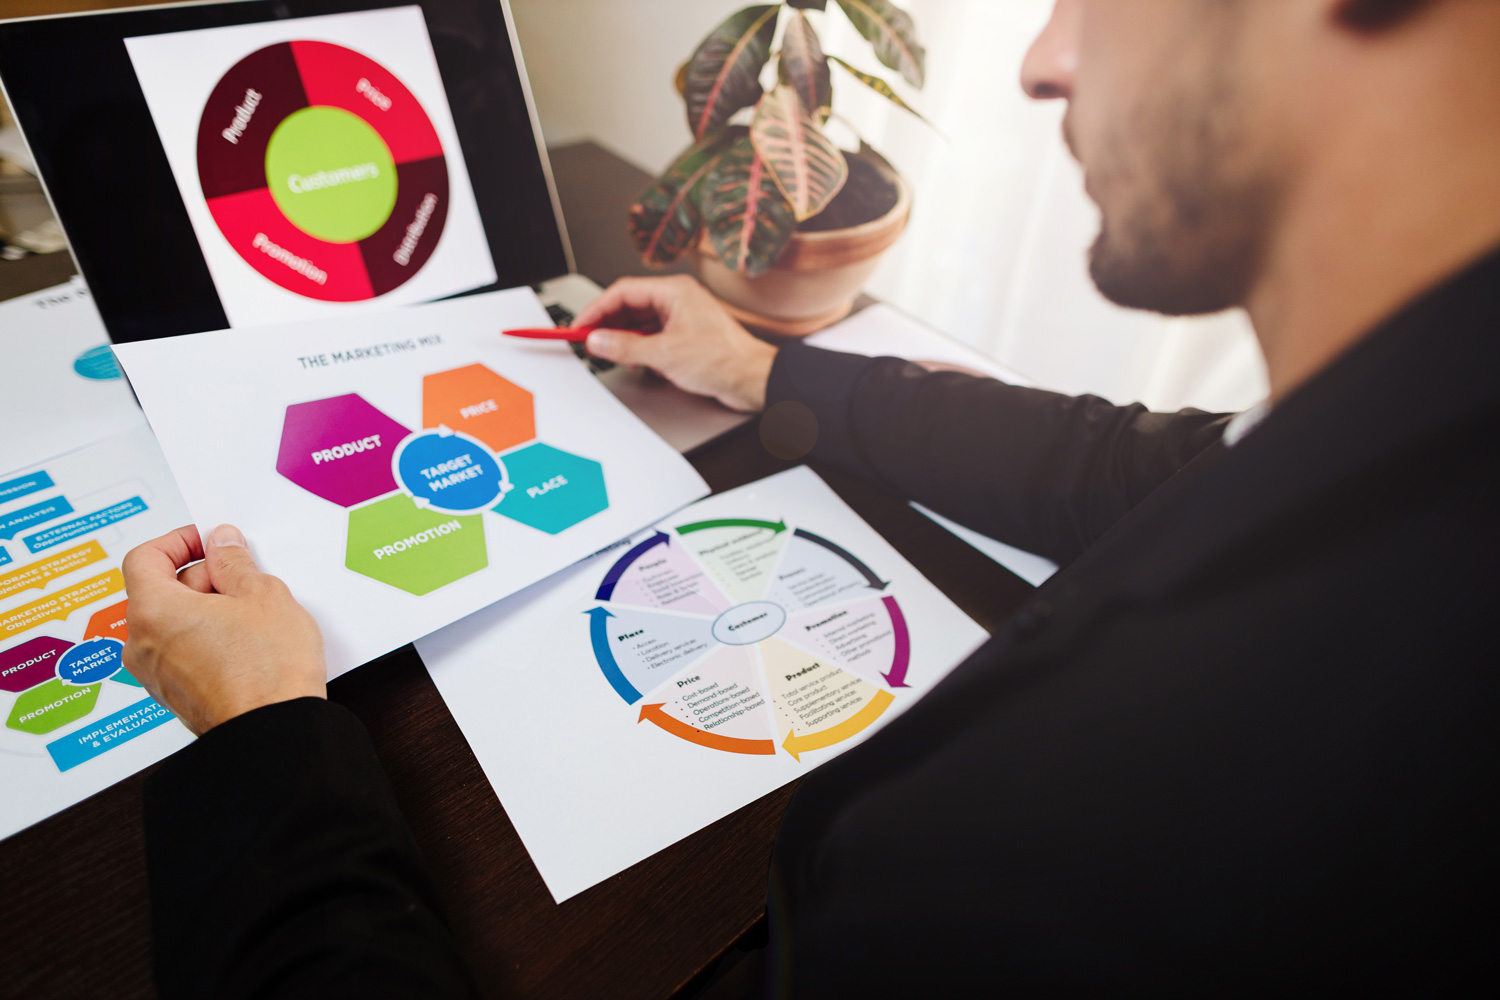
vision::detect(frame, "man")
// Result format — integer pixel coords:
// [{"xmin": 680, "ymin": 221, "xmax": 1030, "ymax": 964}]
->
[{"xmin": 125, "ymin": 0, "xmax": 1499, "ymax": 995}]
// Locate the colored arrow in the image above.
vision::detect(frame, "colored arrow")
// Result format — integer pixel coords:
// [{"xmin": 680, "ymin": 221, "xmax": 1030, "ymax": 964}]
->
[
  {"xmin": 782, "ymin": 689, "xmax": 895, "ymax": 761},
  {"xmin": 880, "ymin": 596, "xmax": 911, "ymax": 688},
  {"xmin": 585, "ymin": 607, "xmax": 641, "ymax": 704},
  {"xmin": 793, "ymin": 528, "xmax": 888, "ymax": 589},
  {"xmin": 638, "ymin": 703, "xmax": 776, "ymax": 755},
  {"xmin": 675, "ymin": 518, "xmax": 786, "ymax": 535},
  {"xmin": 595, "ymin": 531, "xmax": 671, "ymax": 600}
]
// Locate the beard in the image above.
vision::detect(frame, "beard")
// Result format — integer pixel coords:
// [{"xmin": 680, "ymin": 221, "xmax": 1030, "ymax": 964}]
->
[{"xmin": 1069, "ymin": 47, "xmax": 1278, "ymax": 316}]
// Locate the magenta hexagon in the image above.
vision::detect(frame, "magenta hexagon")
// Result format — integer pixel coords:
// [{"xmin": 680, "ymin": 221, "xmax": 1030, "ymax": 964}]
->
[
  {"xmin": 1, "ymin": 636, "xmax": 74, "ymax": 693},
  {"xmin": 277, "ymin": 394, "xmax": 412, "ymax": 507}
]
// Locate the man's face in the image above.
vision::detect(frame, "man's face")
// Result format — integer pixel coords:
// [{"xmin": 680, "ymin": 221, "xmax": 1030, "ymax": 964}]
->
[{"xmin": 1024, "ymin": 0, "xmax": 1293, "ymax": 316}]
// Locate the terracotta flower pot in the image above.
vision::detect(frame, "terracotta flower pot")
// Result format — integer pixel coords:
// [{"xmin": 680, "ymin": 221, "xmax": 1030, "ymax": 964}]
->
[{"xmin": 692, "ymin": 172, "xmax": 912, "ymax": 336}]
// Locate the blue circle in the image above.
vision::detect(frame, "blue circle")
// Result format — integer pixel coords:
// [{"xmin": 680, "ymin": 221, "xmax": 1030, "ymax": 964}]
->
[
  {"xmin": 56, "ymin": 638, "xmax": 124, "ymax": 685},
  {"xmin": 394, "ymin": 430, "xmax": 507, "ymax": 513},
  {"xmin": 73, "ymin": 345, "xmax": 123, "ymax": 381}
]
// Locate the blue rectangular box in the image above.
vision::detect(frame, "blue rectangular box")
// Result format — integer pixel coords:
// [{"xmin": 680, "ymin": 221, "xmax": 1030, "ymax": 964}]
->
[
  {"xmin": 47, "ymin": 696, "xmax": 177, "ymax": 772},
  {"xmin": 23, "ymin": 496, "xmax": 146, "ymax": 553},
  {"xmin": 0, "ymin": 471, "xmax": 52, "ymax": 505}
]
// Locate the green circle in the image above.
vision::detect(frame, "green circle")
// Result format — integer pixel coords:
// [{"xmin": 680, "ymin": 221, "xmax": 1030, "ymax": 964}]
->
[{"xmin": 265, "ymin": 106, "xmax": 397, "ymax": 244}]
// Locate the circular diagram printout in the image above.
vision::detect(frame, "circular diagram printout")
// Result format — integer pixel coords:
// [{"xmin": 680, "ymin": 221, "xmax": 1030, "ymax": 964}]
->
[
  {"xmin": 587, "ymin": 518, "xmax": 912, "ymax": 761},
  {"xmin": 196, "ymin": 40, "xmax": 451, "ymax": 301}
]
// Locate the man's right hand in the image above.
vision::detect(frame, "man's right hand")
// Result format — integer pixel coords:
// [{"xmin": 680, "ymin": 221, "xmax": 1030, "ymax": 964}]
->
[{"xmin": 574, "ymin": 275, "xmax": 779, "ymax": 412}]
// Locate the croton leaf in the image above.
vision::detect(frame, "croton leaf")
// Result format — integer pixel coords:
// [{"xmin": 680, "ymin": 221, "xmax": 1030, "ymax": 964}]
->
[
  {"xmin": 778, "ymin": 10, "xmax": 832, "ymax": 121},
  {"xmin": 674, "ymin": 60, "xmax": 688, "ymax": 97},
  {"xmin": 702, "ymin": 135, "xmax": 797, "ymax": 276},
  {"xmin": 828, "ymin": 54, "xmax": 929, "ymax": 124},
  {"xmin": 751, "ymin": 84, "xmax": 848, "ymax": 222},
  {"xmin": 684, "ymin": 5, "xmax": 781, "ymax": 141},
  {"xmin": 787, "ymin": 0, "xmax": 828, "ymax": 10},
  {"xmin": 628, "ymin": 131, "xmax": 736, "ymax": 267},
  {"xmin": 835, "ymin": 0, "xmax": 926, "ymax": 88}
]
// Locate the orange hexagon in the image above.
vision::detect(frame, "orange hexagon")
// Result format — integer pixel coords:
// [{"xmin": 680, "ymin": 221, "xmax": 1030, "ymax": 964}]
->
[
  {"xmin": 85, "ymin": 599, "xmax": 129, "ymax": 642},
  {"xmin": 422, "ymin": 364, "xmax": 535, "ymax": 453}
]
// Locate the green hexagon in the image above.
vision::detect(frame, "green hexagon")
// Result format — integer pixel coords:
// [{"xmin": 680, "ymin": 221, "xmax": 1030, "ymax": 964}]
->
[
  {"xmin": 346, "ymin": 495, "xmax": 487, "ymax": 596},
  {"xmin": 7, "ymin": 678, "xmax": 102, "ymax": 735}
]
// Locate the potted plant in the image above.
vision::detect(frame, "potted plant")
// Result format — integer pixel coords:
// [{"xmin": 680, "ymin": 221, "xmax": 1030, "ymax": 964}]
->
[{"xmin": 628, "ymin": 0, "xmax": 926, "ymax": 335}]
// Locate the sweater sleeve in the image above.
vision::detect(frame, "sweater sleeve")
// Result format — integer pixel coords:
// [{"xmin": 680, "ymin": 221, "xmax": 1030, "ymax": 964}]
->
[
  {"xmin": 143, "ymin": 697, "xmax": 476, "ymax": 1000},
  {"xmin": 765, "ymin": 341, "xmax": 1231, "ymax": 562}
]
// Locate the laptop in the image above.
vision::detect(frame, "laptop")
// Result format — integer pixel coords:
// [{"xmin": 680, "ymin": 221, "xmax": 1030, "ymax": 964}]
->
[{"xmin": 0, "ymin": 0, "xmax": 749, "ymax": 452}]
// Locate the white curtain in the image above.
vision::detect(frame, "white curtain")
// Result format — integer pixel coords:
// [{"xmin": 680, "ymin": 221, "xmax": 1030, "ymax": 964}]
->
[{"xmin": 815, "ymin": 0, "xmax": 1267, "ymax": 414}]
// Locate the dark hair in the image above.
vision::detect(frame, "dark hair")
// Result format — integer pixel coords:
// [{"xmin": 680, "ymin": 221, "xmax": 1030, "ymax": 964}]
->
[{"xmin": 1337, "ymin": 0, "xmax": 1435, "ymax": 30}]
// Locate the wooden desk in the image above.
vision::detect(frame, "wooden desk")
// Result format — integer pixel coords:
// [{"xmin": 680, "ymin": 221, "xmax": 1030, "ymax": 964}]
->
[{"xmin": 0, "ymin": 141, "xmax": 1035, "ymax": 998}]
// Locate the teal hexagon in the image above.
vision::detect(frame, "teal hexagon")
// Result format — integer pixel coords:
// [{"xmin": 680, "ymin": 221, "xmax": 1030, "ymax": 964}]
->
[
  {"xmin": 345, "ymin": 495, "xmax": 487, "ymax": 595},
  {"xmin": 493, "ymin": 442, "xmax": 608, "ymax": 535}
]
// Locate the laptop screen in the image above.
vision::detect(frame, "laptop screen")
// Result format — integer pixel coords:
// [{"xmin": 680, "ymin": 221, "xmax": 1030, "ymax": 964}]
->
[{"xmin": 0, "ymin": 1, "xmax": 570, "ymax": 342}]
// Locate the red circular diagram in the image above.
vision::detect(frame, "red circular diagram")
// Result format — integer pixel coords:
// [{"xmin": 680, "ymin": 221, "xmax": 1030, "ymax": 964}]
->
[{"xmin": 196, "ymin": 41, "xmax": 451, "ymax": 301}]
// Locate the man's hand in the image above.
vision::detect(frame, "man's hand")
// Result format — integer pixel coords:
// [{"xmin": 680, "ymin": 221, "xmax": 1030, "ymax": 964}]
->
[
  {"xmin": 121, "ymin": 524, "xmax": 326, "ymax": 736},
  {"xmin": 574, "ymin": 275, "xmax": 779, "ymax": 412}
]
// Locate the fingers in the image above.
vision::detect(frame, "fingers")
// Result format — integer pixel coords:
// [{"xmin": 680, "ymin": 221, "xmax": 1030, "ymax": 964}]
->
[
  {"xmin": 573, "ymin": 278, "xmax": 658, "ymax": 327},
  {"xmin": 586, "ymin": 328, "xmax": 666, "ymax": 368},
  {"xmin": 125, "ymin": 523, "xmax": 275, "ymax": 600},
  {"xmin": 574, "ymin": 275, "xmax": 695, "ymax": 329},
  {"xmin": 177, "ymin": 561, "xmax": 215, "ymax": 595},
  {"xmin": 122, "ymin": 525, "xmax": 206, "ymax": 602},
  {"xmin": 203, "ymin": 524, "xmax": 267, "ymax": 597}
]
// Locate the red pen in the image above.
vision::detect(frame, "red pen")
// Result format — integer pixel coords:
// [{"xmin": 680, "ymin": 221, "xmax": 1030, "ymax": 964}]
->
[{"xmin": 502, "ymin": 325, "xmax": 597, "ymax": 343}]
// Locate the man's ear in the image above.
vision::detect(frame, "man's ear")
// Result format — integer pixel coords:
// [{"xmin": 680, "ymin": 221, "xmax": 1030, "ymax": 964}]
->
[{"xmin": 1334, "ymin": 0, "xmax": 1435, "ymax": 31}]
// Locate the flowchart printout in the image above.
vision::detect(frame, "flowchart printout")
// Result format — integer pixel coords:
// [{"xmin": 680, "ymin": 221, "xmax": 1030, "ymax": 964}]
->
[
  {"xmin": 0, "ymin": 425, "xmax": 195, "ymax": 841},
  {"xmin": 112, "ymin": 288, "xmax": 709, "ymax": 677},
  {"xmin": 0, "ymin": 279, "xmax": 139, "ymax": 472},
  {"xmin": 418, "ymin": 467, "xmax": 989, "ymax": 902}
]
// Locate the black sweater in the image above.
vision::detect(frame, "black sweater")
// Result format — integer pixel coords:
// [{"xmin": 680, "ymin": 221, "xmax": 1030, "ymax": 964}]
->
[{"xmin": 145, "ymin": 247, "xmax": 1500, "ymax": 997}]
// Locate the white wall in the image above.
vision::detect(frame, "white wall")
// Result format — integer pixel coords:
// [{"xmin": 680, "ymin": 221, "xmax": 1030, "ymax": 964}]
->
[
  {"xmin": 509, "ymin": 0, "xmax": 1268, "ymax": 414},
  {"xmin": 509, "ymin": 0, "xmax": 747, "ymax": 172}
]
